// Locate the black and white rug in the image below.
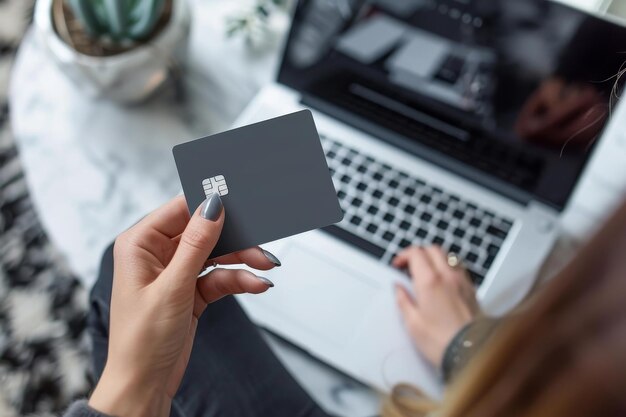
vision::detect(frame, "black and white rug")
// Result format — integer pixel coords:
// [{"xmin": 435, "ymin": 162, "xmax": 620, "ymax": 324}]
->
[{"xmin": 0, "ymin": 1, "xmax": 92, "ymax": 415}]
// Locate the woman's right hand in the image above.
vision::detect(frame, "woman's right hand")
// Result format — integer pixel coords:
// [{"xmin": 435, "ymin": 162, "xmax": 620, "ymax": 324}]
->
[
  {"xmin": 89, "ymin": 195, "xmax": 278, "ymax": 417},
  {"xmin": 393, "ymin": 246, "xmax": 480, "ymax": 367}
]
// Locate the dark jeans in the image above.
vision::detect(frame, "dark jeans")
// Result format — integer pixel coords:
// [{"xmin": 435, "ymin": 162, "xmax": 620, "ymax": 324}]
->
[{"xmin": 88, "ymin": 245, "xmax": 331, "ymax": 417}]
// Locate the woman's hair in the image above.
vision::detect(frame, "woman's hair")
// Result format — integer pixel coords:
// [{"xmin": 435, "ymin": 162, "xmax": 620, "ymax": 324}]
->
[{"xmin": 383, "ymin": 197, "xmax": 626, "ymax": 417}]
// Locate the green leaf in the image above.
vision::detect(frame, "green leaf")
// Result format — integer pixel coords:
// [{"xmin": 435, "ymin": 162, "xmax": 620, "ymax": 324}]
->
[
  {"xmin": 103, "ymin": 0, "xmax": 128, "ymax": 38},
  {"xmin": 128, "ymin": 0, "xmax": 166, "ymax": 40},
  {"xmin": 67, "ymin": 0, "xmax": 108, "ymax": 35}
]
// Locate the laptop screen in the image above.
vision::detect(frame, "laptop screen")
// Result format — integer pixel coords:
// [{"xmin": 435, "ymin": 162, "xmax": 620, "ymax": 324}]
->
[{"xmin": 277, "ymin": 0, "xmax": 626, "ymax": 210}]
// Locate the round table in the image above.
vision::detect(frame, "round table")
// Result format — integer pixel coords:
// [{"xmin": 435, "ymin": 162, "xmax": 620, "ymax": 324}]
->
[
  {"xmin": 9, "ymin": 1, "xmax": 380, "ymax": 415},
  {"xmin": 10, "ymin": 0, "xmax": 282, "ymax": 287}
]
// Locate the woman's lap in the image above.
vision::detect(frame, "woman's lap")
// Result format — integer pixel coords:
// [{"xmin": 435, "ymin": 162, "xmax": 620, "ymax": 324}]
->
[{"xmin": 88, "ymin": 244, "xmax": 330, "ymax": 417}]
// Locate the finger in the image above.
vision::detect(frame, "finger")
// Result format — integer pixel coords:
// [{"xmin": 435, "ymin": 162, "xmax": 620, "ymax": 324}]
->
[
  {"xmin": 424, "ymin": 246, "xmax": 471, "ymax": 285},
  {"xmin": 423, "ymin": 246, "xmax": 454, "ymax": 275},
  {"xmin": 208, "ymin": 247, "xmax": 281, "ymax": 270},
  {"xmin": 196, "ymin": 268, "xmax": 273, "ymax": 305},
  {"xmin": 165, "ymin": 194, "xmax": 224, "ymax": 286},
  {"xmin": 392, "ymin": 245, "xmax": 425, "ymax": 268},
  {"xmin": 544, "ymin": 104, "xmax": 607, "ymax": 146},
  {"xmin": 541, "ymin": 78, "xmax": 566, "ymax": 108},
  {"xmin": 395, "ymin": 285, "xmax": 423, "ymax": 334},
  {"xmin": 133, "ymin": 195, "xmax": 191, "ymax": 239},
  {"xmin": 392, "ymin": 248, "xmax": 411, "ymax": 268},
  {"xmin": 399, "ymin": 247, "xmax": 439, "ymax": 292},
  {"xmin": 524, "ymin": 90, "xmax": 601, "ymax": 142}
]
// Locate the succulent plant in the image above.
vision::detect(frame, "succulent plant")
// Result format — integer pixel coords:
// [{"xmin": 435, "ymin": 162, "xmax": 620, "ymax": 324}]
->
[{"xmin": 67, "ymin": 0, "xmax": 166, "ymax": 42}]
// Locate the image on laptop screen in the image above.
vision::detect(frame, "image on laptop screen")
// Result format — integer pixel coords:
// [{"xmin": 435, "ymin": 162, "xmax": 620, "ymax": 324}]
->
[{"xmin": 278, "ymin": 0, "xmax": 626, "ymax": 209}]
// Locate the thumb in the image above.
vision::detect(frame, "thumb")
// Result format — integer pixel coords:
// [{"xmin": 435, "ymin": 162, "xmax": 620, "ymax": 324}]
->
[{"xmin": 166, "ymin": 193, "xmax": 224, "ymax": 283}]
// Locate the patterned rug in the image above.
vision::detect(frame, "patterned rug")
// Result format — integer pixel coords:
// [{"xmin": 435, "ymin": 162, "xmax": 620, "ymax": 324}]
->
[{"xmin": 0, "ymin": 1, "xmax": 92, "ymax": 415}]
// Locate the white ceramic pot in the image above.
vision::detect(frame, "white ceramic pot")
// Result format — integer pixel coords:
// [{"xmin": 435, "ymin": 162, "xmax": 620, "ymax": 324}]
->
[{"xmin": 34, "ymin": 0, "xmax": 191, "ymax": 103}]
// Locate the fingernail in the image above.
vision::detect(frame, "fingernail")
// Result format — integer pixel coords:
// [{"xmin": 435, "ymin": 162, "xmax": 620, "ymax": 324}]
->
[
  {"xmin": 261, "ymin": 249, "xmax": 281, "ymax": 267},
  {"xmin": 256, "ymin": 276, "xmax": 275, "ymax": 287},
  {"xmin": 200, "ymin": 193, "xmax": 223, "ymax": 221}
]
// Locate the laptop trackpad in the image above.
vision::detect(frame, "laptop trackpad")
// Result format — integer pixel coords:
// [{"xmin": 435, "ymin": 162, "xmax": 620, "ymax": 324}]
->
[{"xmin": 256, "ymin": 243, "xmax": 382, "ymax": 347}]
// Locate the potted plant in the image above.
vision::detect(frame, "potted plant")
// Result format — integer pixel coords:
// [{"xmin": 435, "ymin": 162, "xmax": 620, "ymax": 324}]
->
[{"xmin": 34, "ymin": 0, "xmax": 190, "ymax": 103}]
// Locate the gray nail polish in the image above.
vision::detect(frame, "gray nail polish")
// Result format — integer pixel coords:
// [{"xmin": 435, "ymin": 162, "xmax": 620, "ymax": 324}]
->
[
  {"xmin": 261, "ymin": 249, "xmax": 282, "ymax": 267},
  {"xmin": 256, "ymin": 276, "xmax": 275, "ymax": 287},
  {"xmin": 201, "ymin": 193, "xmax": 223, "ymax": 221}
]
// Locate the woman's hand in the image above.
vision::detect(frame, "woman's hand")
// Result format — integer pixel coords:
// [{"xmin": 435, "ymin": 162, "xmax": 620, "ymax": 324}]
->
[
  {"xmin": 89, "ymin": 194, "xmax": 279, "ymax": 417},
  {"xmin": 515, "ymin": 77, "xmax": 606, "ymax": 148},
  {"xmin": 393, "ymin": 246, "xmax": 480, "ymax": 367}
]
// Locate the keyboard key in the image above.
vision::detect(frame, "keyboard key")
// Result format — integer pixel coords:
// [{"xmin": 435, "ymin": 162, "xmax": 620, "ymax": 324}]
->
[
  {"xmin": 400, "ymin": 221, "xmax": 411, "ymax": 230},
  {"xmin": 453, "ymin": 209, "xmax": 464, "ymax": 219},
  {"xmin": 366, "ymin": 223, "xmax": 378, "ymax": 234},
  {"xmin": 437, "ymin": 202, "xmax": 448, "ymax": 211},
  {"xmin": 367, "ymin": 206, "xmax": 379, "ymax": 215},
  {"xmin": 468, "ymin": 270, "xmax": 484, "ymax": 286},
  {"xmin": 399, "ymin": 239, "xmax": 412, "ymax": 248},
  {"xmin": 322, "ymin": 226, "xmax": 385, "ymax": 259},
  {"xmin": 483, "ymin": 255, "xmax": 495, "ymax": 269},
  {"xmin": 486, "ymin": 225, "xmax": 507, "ymax": 240},
  {"xmin": 357, "ymin": 182, "xmax": 367, "ymax": 191},
  {"xmin": 373, "ymin": 190, "xmax": 384, "ymax": 199},
  {"xmin": 389, "ymin": 179, "xmax": 400, "ymax": 189},
  {"xmin": 469, "ymin": 217, "xmax": 481, "ymax": 227},
  {"xmin": 432, "ymin": 236, "xmax": 445, "ymax": 246},
  {"xmin": 341, "ymin": 157, "xmax": 352, "ymax": 166},
  {"xmin": 404, "ymin": 187, "xmax": 416, "ymax": 196},
  {"xmin": 341, "ymin": 175, "xmax": 351, "ymax": 184},
  {"xmin": 466, "ymin": 252, "xmax": 478, "ymax": 263},
  {"xmin": 383, "ymin": 231, "xmax": 395, "ymax": 242},
  {"xmin": 326, "ymin": 150, "xmax": 337, "ymax": 159},
  {"xmin": 404, "ymin": 205, "xmax": 416, "ymax": 215},
  {"xmin": 357, "ymin": 165, "xmax": 368, "ymax": 173},
  {"xmin": 416, "ymin": 228, "xmax": 428, "ymax": 238},
  {"xmin": 420, "ymin": 195, "xmax": 432, "ymax": 204},
  {"xmin": 384, "ymin": 213, "xmax": 395, "ymax": 222},
  {"xmin": 420, "ymin": 212, "xmax": 432, "ymax": 222},
  {"xmin": 350, "ymin": 216, "xmax": 362, "ymax": 226},
  {"xmin": 337, "ymin": 190, "xmax": 347, "ymax": 200},
  {"xmin": 453, "ymin": 228, "xmax": 465, "ymax": 238},
  {"xmin": 373, "ymin": 172, "xmax": 384, "ymax": 181},
  {"xmin": 437, "ymin": 220, "xmax": 449, "ymax": 231},
  {"xmin": 450, "ymin": 243, "xmax": 462, "ymax": 253},
  {"xmin": 352, "ymin": 198, "xmax": 363, "ymax": 208},
  {"xmin": 388, "ymin": 197, "xmax": 400, "ymax": 207},
  {"xmin": 487, "ymin": 244, "xmax": 500, "ymax": 255},
  {"xmin": 470, "ymin": 235, "xmax": 483, "ymax": 246}
]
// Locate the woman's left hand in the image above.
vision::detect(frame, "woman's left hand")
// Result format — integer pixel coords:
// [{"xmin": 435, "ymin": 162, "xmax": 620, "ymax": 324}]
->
[{"xmin": 89, "ymin": 194, "xmax": 279, "ymax": 417}]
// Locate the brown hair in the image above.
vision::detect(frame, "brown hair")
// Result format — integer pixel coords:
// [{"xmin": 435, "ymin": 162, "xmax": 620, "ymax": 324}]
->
[{"xmin": 383, "ymin": 197, "xmax": 626, "ymax": 417}]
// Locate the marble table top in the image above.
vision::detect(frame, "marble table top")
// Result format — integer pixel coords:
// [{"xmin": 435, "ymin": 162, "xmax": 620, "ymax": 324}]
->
[{"xmin": 9, "ymin": 0, "xmax": 626, "ymax": 415}]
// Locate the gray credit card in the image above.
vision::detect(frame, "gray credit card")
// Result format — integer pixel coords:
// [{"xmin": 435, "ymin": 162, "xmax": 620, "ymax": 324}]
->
[{"xmin": 173, "ymin": 110, "xmax": 343, "ymax": 258}]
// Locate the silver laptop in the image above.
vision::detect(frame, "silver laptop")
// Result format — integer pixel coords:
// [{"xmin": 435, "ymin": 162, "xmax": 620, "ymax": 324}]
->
[{"xmin": 235, "ymin": 0, "xmax": 625, "ymax": 398}]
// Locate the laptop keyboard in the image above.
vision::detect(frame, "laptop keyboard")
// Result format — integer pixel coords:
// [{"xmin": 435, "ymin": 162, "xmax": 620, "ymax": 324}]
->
[{"xmin": 320, "ymin": 134, "xmax": 514, "ymax": 286}]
